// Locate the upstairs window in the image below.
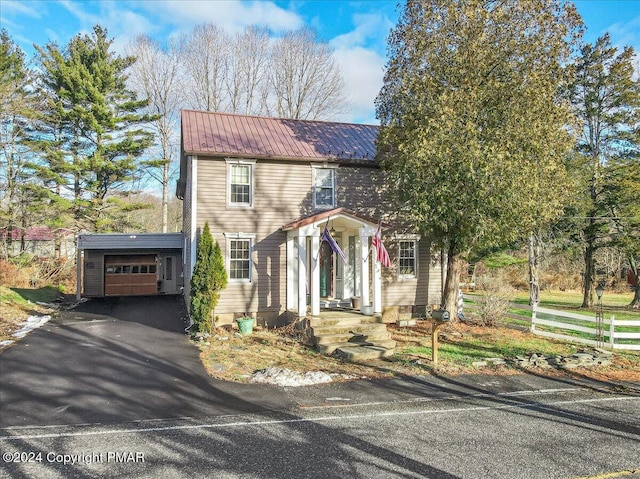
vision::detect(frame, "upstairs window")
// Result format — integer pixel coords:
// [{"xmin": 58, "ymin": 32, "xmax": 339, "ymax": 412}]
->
[
  {"xmin": 313, "ymin": 167, "xmax": 336, "ymax": 209},
  {"xmin": 227, "ymin": 160, "xmax": 254, "ymax": 207}
]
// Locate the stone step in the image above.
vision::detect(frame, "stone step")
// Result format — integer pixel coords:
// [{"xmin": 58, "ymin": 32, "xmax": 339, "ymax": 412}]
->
[
  {"xmin": 311, "ymin": 322, "xmax": 388, "ymax": 337},
  {"xmin": 314, "ymin": 329, "xmax": 392, "ymax": 346},
  {"xmin": 334, "ymin": 345, "xmax": 396, "ymax": 362},
  {"xmin": 317, "ymin": 339, "xmax": 396, "ymax": 356},
  {"xmin": 308, "ymin": 315, "xmax": 382, "ymax": 328}
]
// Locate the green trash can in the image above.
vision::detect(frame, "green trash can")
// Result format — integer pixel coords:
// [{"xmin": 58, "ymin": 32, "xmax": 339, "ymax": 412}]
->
[{"xmin": 236, "ymin": 317, "xmax": 254, "ymax": 335}]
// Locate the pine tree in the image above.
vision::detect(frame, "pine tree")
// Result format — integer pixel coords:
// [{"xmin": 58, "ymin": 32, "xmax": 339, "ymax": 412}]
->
[
  {"xmin": 0, "ymin": 30, "xmax": 45, "ymax": 253},
  {"xmin": 566, "ymin": 34, "xmax": 640, "ymax": 307},
  {"xmin": 190, "ymin": 222, "xmax": 227, "ymax": 332},
  {"xmin": 28, "ymin": 25, "xmax": 154, "ymax": 232}
]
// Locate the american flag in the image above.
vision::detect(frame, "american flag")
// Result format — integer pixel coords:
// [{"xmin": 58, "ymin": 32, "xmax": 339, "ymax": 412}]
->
[
  {"xmin": 322, "ymin": 223, "xmax": 347, "ymax": 263},
  {"xmin": 372, "ymin": 222, "xmax": 391, "ymax": 268}
]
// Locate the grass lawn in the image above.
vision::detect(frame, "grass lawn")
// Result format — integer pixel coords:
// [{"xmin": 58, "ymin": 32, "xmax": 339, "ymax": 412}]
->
[{"xmin": 511, "ymin": 290, "xmax": 640, "ymax": 320}]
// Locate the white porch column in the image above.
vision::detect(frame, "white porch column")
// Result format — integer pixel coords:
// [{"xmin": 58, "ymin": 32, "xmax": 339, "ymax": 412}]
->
[
  {"xmin": 373, "ymin": 258, "xmax": 382, "ymax": 314},
  {"xmin": 297, "ymin": 232, "xmax": 307, "ymax": 318},
  {"xmin": 286, "ymin": 233, "xmax": 296, "ymax": 311},
  {"xmin": 359, "ymin": 229, "xmax": 370, "ymax": 314},
  {"xmin": 310, "ymin": 231, "xmax": 321, "ymax": 317}
]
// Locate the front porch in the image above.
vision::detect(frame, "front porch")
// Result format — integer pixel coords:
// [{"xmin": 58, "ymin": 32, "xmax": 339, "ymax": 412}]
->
[{"xmin": 283, "ymin": 208, "xmax": 383, "ymax": 319}]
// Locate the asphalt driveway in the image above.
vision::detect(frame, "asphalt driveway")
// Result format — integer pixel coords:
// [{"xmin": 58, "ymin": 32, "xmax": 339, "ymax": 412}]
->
[{"xmin": 0, "ymin": 296, "xmax": 289, "ymax": 428}]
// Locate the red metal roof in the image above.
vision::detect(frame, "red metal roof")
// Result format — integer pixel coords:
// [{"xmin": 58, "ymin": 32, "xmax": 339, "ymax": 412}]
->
[
  {"xmin": 281, "ymin": 207, "xmax": 379, "ymax": 231},
  {"xmin": 181, "ymin": 110, "xmax": 379, "ymax": 162}
]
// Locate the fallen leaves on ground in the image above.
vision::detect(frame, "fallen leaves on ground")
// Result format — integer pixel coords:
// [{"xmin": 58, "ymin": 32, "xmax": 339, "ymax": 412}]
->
[{"xmin": 198, "ymin": 320, "xmax": 640, "ymax": 385}]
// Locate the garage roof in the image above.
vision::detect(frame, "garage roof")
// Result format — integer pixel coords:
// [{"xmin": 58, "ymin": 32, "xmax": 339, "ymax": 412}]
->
[{"xmin": 78, "ymin": 233, "xmax": 183, "ymax": 250}]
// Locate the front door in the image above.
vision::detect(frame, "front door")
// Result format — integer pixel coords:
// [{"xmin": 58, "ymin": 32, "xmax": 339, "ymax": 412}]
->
[
  {"xmin": 334, "ymin": 233, "xmax": 343, "ymax": 299},
  {"xmin": 319, "ymin": 242, "xmax": 333, "ymax": 297}
]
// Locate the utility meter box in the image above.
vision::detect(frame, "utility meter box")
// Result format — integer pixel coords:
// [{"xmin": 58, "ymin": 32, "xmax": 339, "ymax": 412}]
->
[{"xmin": 432, "ymin": 309, "xmax": 450, "ymax": 322}]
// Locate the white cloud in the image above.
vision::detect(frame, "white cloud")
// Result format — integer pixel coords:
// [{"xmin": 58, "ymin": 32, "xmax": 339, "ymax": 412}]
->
[
  {"xmin": 330, "ymin": 12, "xmax": 392, "ymax": 124},
  {"xmin": 1, "ymin": 0, "xmax": 42, "ymax": 18},
  {"xmin": 334, "ymin": 46, "xmax": 386, "ymax": 124},
  {"xmin": 331, "ymin": 12, "xmax": 392, "ymax": 53},
  {"xmin": 58, "ymin": 0, "xmax": 100, "ymax": 25},
  {"xmin": 136, "ymin": 0, "xmax": 304, "ymax": 33}
]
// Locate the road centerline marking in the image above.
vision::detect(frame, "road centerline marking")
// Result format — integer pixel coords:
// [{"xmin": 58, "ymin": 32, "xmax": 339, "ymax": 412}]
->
[{"xmin": 1, "ymin": 394, "xmax": 637, "ymax": 442}]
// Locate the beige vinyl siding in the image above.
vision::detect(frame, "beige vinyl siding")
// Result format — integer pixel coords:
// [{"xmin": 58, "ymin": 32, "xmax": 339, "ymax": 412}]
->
[
  {"xmin": 382, "ymin": 238, "xmax": 442, "ymax": 308},
  {"xmin": 196, "ymin": 158, "xmax": 312, "ymax": 314},
  {"xmin": 195, "ymin": 157, "xmax": 442, "ymax": 314},
  {"xmin": 336, "ymin": 165, "xmax": 386, "ymax": 218},
  {"xmin": 182, "ymin": 156, "xmax": 194, "ymax": 303}
]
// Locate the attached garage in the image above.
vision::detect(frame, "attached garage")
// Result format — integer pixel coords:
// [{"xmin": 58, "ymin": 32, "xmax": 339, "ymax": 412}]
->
[{"xmin": 77, "ymin": 233, "xmax": 183, "ymax": 298}]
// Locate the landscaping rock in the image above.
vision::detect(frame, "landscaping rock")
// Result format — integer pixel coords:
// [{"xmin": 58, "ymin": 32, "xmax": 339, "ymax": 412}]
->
[
  {"xmin": 397, "ymin": 319, "xmax": 417, "ymax": 327},
  {"xmin": 486, "ymin": 358, "xmax": 506, "ymax": 366},
  {"xmin": 510, "ymin": 348, "xmax": 615, "ymax": 370}
]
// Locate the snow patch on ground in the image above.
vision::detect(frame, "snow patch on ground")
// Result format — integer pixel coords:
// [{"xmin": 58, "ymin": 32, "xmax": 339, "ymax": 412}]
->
[
  {"xmin": 0, "ymin": 340, "xmax": 14, "ymax": 348},
  {"xmin": 251, "ymin": 367, "xmax": 359, "ymax": 387},
  {"xmin": 12, "ymin": 315, "xmax": 52, "ymax": 338}
]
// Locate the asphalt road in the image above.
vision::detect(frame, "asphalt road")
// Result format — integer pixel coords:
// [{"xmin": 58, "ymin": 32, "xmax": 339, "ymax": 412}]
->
[
  {"xmin": 1, "ymin": 380, "xmax": 639, "ymax": 479},
  {"xmin": 1, "ymin": 296, "xmax": 639, "ymax": 478}
]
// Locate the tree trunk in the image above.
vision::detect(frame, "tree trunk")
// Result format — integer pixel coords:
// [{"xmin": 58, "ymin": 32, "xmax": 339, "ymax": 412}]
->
[
  {"xmin": 162, "ymin": 158, "xmax": 169, "ymax": 233},
  {"xmin": 528, "ymin": 232, "xmax": 540, "ymax": 306},
  {"xmin": 442, "ymin": 243, "xmax": 463, "ymax": 321},
  {"xmin": 582, "ymin": 241, "xmax": 595, "ymax": 308},
  {"xmin": 629, "ymin": 256, "xmax": 640, "ymax": 309}
]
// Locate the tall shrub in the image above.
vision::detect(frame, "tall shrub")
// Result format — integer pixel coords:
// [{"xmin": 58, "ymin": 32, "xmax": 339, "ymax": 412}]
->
[{"xmin": 190, "ymin": 222, "xmax": 227, "ymax": 332}]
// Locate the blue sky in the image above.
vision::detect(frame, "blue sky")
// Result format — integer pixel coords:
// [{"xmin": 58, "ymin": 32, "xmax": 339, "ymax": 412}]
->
[{"xmin": 1, "ymin": 0, "xmax": 639, "ymax": 124}]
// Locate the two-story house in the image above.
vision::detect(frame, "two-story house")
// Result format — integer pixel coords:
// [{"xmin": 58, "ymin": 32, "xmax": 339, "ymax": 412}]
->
[{"xmin": 178, "ymin": 110, "xmax": 443, "ymax": 329}]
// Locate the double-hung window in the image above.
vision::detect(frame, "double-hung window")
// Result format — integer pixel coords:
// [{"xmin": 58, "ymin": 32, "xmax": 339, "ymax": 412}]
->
[
  {"xmin": 398, "ymin": 239, "xmax": 418, "ymax": 279},
  {"xmin": 225, "ymin": 233, "xmax": 255, "ymax": 282},
  {"xmin": 227, "ymin": 160, "xmax": 254, "ymax": 207},
  {"xmin": 313, "ymin": 166, "xmax": 336, "ymax": 209}
]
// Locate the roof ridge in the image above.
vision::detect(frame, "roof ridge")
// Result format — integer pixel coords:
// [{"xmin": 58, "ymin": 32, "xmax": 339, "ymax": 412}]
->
[{"xmin": 181, "ymin": 109, "xmax": 379, "ymax": 129}]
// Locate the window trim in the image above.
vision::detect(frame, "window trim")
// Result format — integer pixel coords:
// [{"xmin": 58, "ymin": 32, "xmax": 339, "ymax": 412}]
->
[
  {"xmin": 311, "ymin": 164, "xmax": 337, "ymax": 210},
  {"xmin": 224, "ymin": 232, "xmax": 256, "ymax": 283},
  {"xmin": 397, "ymin": 238, "xmax": 419, "ymax": 280},
  {"xmin": 226, "ymin": 159, "xmax": 256, "ymax": 208}
]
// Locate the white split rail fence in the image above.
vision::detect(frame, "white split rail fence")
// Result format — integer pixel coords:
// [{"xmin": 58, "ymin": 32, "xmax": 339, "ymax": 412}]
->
[{"xmin": 463, "ymin": 294, "xmax": 640, "ymax": 351}]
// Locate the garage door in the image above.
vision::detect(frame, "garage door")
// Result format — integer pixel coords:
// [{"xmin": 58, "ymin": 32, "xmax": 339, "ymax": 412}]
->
[{"xmin": 104, "ymin": 255, "xmax": 158, "ymax": 296}]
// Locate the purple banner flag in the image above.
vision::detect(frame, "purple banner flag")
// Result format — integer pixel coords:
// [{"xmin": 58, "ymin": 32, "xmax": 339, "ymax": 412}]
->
[{"xmin": 321, "ymin": 223, "xmax": 347, "ymax": 263}]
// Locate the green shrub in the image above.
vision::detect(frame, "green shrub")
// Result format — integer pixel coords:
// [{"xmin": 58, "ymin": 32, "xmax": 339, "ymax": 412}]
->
[{"xmin": 190, "ymin": 222, "xmax": 227, "ymax": 333}]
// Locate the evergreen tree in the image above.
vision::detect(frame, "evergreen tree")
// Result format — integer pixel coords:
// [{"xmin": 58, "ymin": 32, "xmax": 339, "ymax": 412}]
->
[
  {"xmin": 190, "ymin": 222, "xmax": 227, "ymax": 332},
  {"xmin": 28, "ymin": 25, "xmax": 154, "ymax": 232},
  {"xmin": 0, "ymin": 30, "xmax": 44, "ymax": 253},
  {"xmin": 376, "ymin": 0, "xmax": 581, "ymax": 315},
  {"xmin": 566, "ymin": 34, "xmax": 640, "ymax": 307}
]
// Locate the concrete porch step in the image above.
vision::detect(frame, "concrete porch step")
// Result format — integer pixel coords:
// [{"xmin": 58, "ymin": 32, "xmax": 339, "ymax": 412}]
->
[
  {"xmin": 334, "ymin": 344, "xmax": 396, "ymax": 362},
  {"xmin": 311, "ymin": 322, "xmax": 388, "ymax": 337},
  {"xmin": 314, "ymin": 329, "xmax": 392, "ymax": 346},
  {"xmin": 317, "ymin": 339, "xmax": 397, "ymax": 356},
  {"xmin": 308, "ymin": 315, "xmax": 382, "ymax": 328}
]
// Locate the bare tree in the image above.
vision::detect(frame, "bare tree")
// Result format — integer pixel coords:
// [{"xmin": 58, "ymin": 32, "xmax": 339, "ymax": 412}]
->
[
  {"xmin": 269, "ymin": 28, "xmax": 347, "ymax": 120},
  {"xmin": 127, "ymin": 34, "xmax": 183, "ymax": 232},
  {"xmin": 226, "ymin": 26, "xmax": 271, "ymax": 115},
  {"xmin": 182, "ymin": 24, "xmax": 230, "ymax": 112}
]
